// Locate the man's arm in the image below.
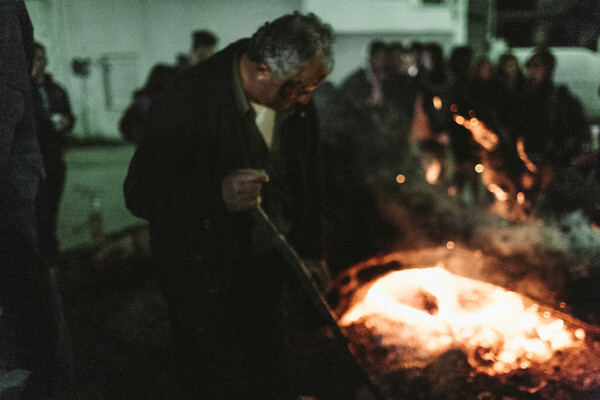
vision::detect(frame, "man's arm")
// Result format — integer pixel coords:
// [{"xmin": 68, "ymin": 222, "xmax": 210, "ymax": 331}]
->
[
  {"xmin": 51, "ymin": 84, "xmax": 76, "ymax": 133},
  {"xmin": 123, "ymin": 90, "xmax": 225, "ymax": 226},
  {"xmin": 0, "ymin": 0, "xmax": 32, "ymax": 171}
]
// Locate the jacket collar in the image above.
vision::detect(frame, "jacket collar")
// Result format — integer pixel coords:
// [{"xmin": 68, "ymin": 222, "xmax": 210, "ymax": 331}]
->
[{"xmin": 190, "ymin": 38, "xmax": 249, "ymax": 106}]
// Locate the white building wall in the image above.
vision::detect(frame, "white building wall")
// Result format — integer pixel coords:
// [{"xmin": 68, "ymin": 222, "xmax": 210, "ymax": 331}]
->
[{"xmin": 25, "ymin": 0, "xmax": 467, "ymax": 139}]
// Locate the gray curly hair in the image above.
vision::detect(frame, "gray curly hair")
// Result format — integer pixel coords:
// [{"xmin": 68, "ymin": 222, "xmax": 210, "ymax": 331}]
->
[{"xmin": 247, "ymin": 12, "xmax": 334, "ymax": 79}]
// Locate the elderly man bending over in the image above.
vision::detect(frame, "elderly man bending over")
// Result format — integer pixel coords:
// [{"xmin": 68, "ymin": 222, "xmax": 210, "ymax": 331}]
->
[{"xmin": 124, "ymin": 12, "xmax": 333, "ymax": 399}]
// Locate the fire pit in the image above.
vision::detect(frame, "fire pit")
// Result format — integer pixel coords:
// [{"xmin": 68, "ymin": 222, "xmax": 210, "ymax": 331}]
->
[{"xmin": 328, "ymin": 246, "xmax": 600, "ymax": 400}]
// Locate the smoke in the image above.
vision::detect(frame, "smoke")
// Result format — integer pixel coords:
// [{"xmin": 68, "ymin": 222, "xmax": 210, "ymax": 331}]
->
[{"xmin": 319, "ymin": 85, "xmax": 600, "ymax": 323}]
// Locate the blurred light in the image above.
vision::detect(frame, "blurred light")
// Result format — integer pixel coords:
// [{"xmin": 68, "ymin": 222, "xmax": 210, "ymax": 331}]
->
[
  {"xmin": 450, "ymin": 104, "xmax": 458, "ymax": 113},
  {"xmin": 425, "ymin": 160, "xmax": 442, "ymax": 184},
  {"xmin": 575, "ymin": 329, "xmax": 586, "ymax": 340},
  {"xmin": 408, "ymin": 65, "xmax": 419, "ymax": 77},
  {"xmin": 446, "ymin": 241, "xmax": 455, "ymax": 250},
  {"xmin": 396, "ymin": 174, "xmax": 406, "ymax": 184},
  {"xmin": 475, "ymin": 164, "xmax": 484, "ymax": 173},
  {"xmin": 559, "ymin": 302, "xmax": 566, "ymax": 309},
  {"xmin": 447, "ymin": 186, "xmax": 457, "ymax": 196},
  {"xmin": 517, "ymin": 192, "xmax": 525, "ymax": 204},
  {"xmin": 468, "ymin": 110, "xmax": 476, "ymax": 118},
  {"xmin": 470, "ymin": 118, "xmax": 479, "ymax": 126},
  {"xmin": 543, "ymin": 311, "xmax": 551, "ymax": 319},
  {"xmin": 521, "ymin": 173, "xmax": 535, "ymax": 189},
  {"xmin": 454, "ymin": 115, "xmax": 465, "ymax": 125},
  {"xmin": 487, "ymin": 183, "xmax": 508, "ymax": 202},
  {"xmin": 516, "ymin": 137, "xmax": 538, "ymax": 173},
  {"xmin": 475, "ymin": 250, "xmax": 483, "ymax": 257},
  {"xmin": 433, "ymin": 96, "xmax": 443, "ymax": 110}
]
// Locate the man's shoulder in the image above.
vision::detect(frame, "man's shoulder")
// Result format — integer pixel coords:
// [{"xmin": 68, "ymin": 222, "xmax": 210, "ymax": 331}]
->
[
  {"xmin": 165, "ymin": 39, "xmax": 248, "ymax": 106},
  {"xmin": 0, "ymin": 0, "xmax": 19, "ymax": 16},
  {"xmin": 343, "ymin": 68, "xmax": 367, "ymax": 84},
  {"xmin": 0, "ymin": 0, "xmax": 24, "ymax": 14}
]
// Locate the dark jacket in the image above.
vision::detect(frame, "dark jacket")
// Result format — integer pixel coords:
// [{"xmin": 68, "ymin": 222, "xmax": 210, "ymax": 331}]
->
[
  {"xmin": 0, "ymin": 3, "xmax": 74, "ymax": 394},
  {"xmin": 33, "ymin": 73, "xmax": 75, "ymax": 167},
  {"xmin": 0, "ymin": 0, "xmax": 43, "ymax": 174},
  {"xmin": 118, "ymin": 92, "xmax": 152, "ymax": 143},
  {"xmin": 518, "ymin": 80, "xmax": 588, "ymax": 168},
  {"xmin": 124, "ymin": 39, "xmax": 323, "ymax": 266},
  {"xmin": 338, "ymin": 68, "xmax": 371, "ymax": 107}
]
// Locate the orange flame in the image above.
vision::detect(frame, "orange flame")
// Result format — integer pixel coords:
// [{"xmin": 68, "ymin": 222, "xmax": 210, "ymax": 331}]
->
[
  {"xmin": 516, "ymin": 137, "xmax": 538, "ymax": 173},
  {"xmin": 340, "ymin": 266, "xmax": 585, "ymax": 375},
  {"xmin": 453, "ymin": 114, "xmax": 499, "ymax": 151},
  {"xmin": 487, "ymin": 183, "xmax": 509, "ymax": 202},
  {"xmin": 424, "ymin": 159, "xmax": 442, "ymax": 184}
]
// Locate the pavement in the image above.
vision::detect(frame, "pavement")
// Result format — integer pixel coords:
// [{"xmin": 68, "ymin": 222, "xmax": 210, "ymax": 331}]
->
[{"xmin": 57, "ymin": 143, "xmax": 144, "ymax": 253}]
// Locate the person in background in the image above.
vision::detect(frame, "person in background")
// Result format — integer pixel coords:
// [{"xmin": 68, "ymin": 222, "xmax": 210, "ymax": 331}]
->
[
  {"xmin": 124, "ymin": 12, "xmax": 333, "ymax": 399},
  {"xmin": 384, "ymin": 42, "xmax": 421, "ymax": 123},
  {"xmin": 31, "ymin": 41, "xmax": 75, "ymax": 264},
  {"xmin": 0, "ymin": 1, "xmax": 74, "ymax": 399},
  {"xmin": 497, "ymin": 53, "xmax": 526, "ymax": 95},
  {"xmin": 119, "ymin": 64, "xmax": 177, "ymax": 144},
  {"xmin": 446, "ymin": 45, "xmax": 482, "ymax": 203},
  {"xmin": 497, "ymin": 53, "xmax": 526, "ymax": 141},
  {"xmin": 190, "ymin": 29, "xmax": 217, "ymax": 66},
  {"xmin": 338, "ymin": 40, "xmax": 388, "ymax": 108},
  {"xmin": 411, "ymin": 42, "xmax": 451, "ymax": 185},
  {"xmin": 468, "ymin": 56, "xmax": 507, "ymax": 128},
  {"xmin": 518, "ymin": 48, "xmax": 588, "ymax": 204}
]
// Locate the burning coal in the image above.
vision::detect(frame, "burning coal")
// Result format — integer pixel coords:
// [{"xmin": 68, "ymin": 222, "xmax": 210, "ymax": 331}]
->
[
  {"xmin": 340, "ymin": 265, "xmax": 585, "ymax": 376},
  {"xmin": 330, "ymin": 247, "xmax": 600, "ymax": 399}
]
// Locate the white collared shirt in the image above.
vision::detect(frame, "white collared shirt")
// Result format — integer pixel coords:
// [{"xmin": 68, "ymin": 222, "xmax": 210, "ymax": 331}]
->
[{"xmin": 250, "ymin": 101, "xmax": 276, "ymax": 150}]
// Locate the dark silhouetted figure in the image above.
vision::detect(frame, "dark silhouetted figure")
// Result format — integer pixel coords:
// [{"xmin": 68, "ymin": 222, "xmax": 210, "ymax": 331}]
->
[
  {"xmin": 412, "ymin": 42, "xmax": 451, "ymax": 186},
  {"xmin": 497, "ymin": 53, "xmax": 527, "ymax": 140},
  {"xmin": 518, "ymin": 48, "xmax": 588, "ymax": 202},
  {"xmin": 468, "ymin": 56, "xmax": 508, "ymax": 127},
  {"xmin": 446, "ymin": 45, "xmax": 481, "ymax": 203},
  {"xmin": 384, "ymin": 42, "xmax": 421, "ymax": 123},
  {"xmin": 31, "ymin": 42, "xmax": 75, "ymax": 263},
  {"xmin": 338, "ymin": 40, "xmax": 388, "ymax": 108},
  {"xmin": 0, "ymin": 1, "xmax": 74, "ymax": 399},
  {"xmin": 190, "ymin": 29, "xmax": 217, "ymax": 66},
  {"xmin": 119, "ymin": 64, "xmax": 177, "ymax": 143}
]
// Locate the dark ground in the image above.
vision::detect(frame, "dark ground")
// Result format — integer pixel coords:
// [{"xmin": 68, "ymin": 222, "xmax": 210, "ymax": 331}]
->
[
  {"xmin": 56, "ymin": 222, "xmax": 600, "ymax": 400},
  {"xmin": 56, "ymin": 227, "xmax": 376, "ymax": 400}
]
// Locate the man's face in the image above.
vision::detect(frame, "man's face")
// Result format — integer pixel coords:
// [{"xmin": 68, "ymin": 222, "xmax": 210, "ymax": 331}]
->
[
  {"xmin": 503, "ymin": 58, "xmax": 518, "ymax": 79},
  {"xmin": 370, "ymin": 50, "xmax": 387, "ymax": 81},
  {"xmin": 32, "ymin": 47, "xmax": 47, "ymax": 78},
  {"xmin": 478, "ymin": 61, "xmax": 492, "ymax": 81},
  {"xmin": 260, "ymin": 57, "xmax": 329, "ymax": 110},
  {"xmin": 526, "ymin": 60, "xmax": 546, "ymax": 87}
]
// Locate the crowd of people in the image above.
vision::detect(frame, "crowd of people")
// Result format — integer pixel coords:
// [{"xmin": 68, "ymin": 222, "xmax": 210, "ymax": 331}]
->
[
  {"xmin": 119, "ymin": 30, "xmax": 217, "ymax": 143},
  {"xmin": 3, "ymin": 3, "xmax": 600, "ymax": 398},
  {"xmin": 119, "ymin": 28, "xmax": 599, "ymax": 226},
  {"xmin": 317, "ymin": 39, "xmax": 595, "ymax": 222}
]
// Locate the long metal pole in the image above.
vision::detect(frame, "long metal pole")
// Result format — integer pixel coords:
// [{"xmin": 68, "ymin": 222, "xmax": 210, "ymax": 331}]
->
[{"xmin": 251, "ymin": 207, "xmax": 385, "ymax": 400}]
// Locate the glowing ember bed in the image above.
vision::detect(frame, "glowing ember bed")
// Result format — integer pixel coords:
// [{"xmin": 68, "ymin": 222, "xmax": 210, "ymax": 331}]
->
[{"xmin": 328, "ymin": 247, "xmax": 600, "ymax": 400}]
